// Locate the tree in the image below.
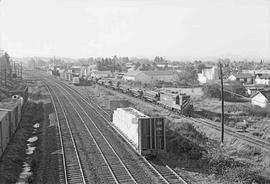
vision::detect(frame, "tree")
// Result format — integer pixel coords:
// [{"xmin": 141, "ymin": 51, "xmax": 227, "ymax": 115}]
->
[{"xmin": 176, "ymin": 65, "xmax": 198, "ymax": 85}]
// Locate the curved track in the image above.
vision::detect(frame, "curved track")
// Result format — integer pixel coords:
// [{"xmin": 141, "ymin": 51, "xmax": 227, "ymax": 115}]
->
[
  {"xmin": 45, "ymin": 84, "xmax": 87, "ymax": 184},
  {"xmin": 52, "ymin": 78, "xmax": 188, "ymax": 184}
]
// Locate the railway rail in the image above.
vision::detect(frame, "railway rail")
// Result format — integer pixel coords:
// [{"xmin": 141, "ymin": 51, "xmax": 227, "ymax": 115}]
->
[
  {"xmin": 189, "ymin": 116, "xmax": 270, "ymax": 150},
  {"xmin": 45, "ymin": 84, "xmax": 87, "ymax": 184},
  {"xmin": 51, "ymin": 78, "xmax": 188, "ymax": 184},
  {"xmin": 47, "ymin": 81, "xmax": 139, "ymax": 183}
]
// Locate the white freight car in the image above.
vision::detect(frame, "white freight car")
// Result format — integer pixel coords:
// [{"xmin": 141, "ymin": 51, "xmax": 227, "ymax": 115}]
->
[{"xmin": 113, "ymin": 107, "xmax": 166, "ymax": 156}]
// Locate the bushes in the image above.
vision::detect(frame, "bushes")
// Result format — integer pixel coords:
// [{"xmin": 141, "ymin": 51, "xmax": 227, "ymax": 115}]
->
[{"xmin": 202, "ymin": 81, "xmax": 248, "ymax": 102}]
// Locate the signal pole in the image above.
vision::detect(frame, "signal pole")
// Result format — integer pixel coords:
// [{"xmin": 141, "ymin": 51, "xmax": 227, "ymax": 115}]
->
[{"xmin": 219, "ymin": 62, "xmax": 225, "ymax": 143}]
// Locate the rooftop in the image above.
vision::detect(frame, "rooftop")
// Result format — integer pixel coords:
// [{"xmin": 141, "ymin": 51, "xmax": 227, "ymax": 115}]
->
[
  {"xmin": 251, "ymin": 90, "xmax": 270, "ymax": 100},
  {"xmin": 233, "ymin": 73, "xmax": 253, "ymax": 78},
  {"xmin": 92, "ymin": 70, "xmax": 112, "ymax": 74},
  {"xmin": 124, "ymin": 70, "xmax": 142, "ymax": 76},
  {"xmin": 259, "ymin": 74, "xmax": 270, "ymax": 79},
  {"xmin": 120, "ymin": 107, "xmax": 149, "ymax": 118}
]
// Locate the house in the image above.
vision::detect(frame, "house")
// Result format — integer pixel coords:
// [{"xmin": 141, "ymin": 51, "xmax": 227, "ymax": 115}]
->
[
  {"xmin": 255, "ymin": 74, "xmax": 270, "ymax": 85},
  {"xmin": 242, "ymin": 70, "xmax": 270, "ymax": 75},
  {"xmin": 251, "ymin": 90, "xmax": 270, "ymax": 108},
  {"xmin": 228, "ymin": 73, "xmax": 253, "ymax": 84},
  {"xmin": 90, "ymin": 70, "xmax": 113, "ymax": 79},
  {"xmin": 198, "ymin": 65, "xmax": 218, "ymax": 83}
]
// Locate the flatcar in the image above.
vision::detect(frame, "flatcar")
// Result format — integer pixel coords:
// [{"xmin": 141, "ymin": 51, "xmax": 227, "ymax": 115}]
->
[
  {"xmin": 112, "ymin": 107, "xmax": 166, "ymax": 156},
  {"xmin": 142, "ymin": 90, "xmax": 160, "ymax": 103}
]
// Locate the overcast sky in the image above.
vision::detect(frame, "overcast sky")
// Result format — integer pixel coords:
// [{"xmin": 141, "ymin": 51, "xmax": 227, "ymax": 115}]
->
[{"xmin": 0, "ymin": 0, "xmax": 269, "ymax": 60}]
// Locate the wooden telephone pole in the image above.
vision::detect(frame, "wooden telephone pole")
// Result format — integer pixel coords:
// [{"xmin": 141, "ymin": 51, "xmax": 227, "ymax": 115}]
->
[{"xmin": 219, "ymin": 62, "xmax": 225, "ymax": 143}]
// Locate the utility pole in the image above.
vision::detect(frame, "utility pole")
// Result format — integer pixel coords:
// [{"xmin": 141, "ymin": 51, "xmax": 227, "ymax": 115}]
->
[
  {"xmin": 219, "ymin": 62, "xmax": 225, "ymax": 143},
  {"xmin": 20, "ymin": 63, "xmax": 22, "ymax": 79},
  {"xmin": 4, "ymin": 68, "xmax": 6, "ymax": 87}
]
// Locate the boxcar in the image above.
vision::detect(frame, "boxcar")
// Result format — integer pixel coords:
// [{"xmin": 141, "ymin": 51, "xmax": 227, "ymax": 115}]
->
[
  {"xmin": 0, "ymin": 110, "xmax": 9, "ymax": 156},
  {"xmin": 112, "ymin": 107, "xmax": 166, "ymax": 156},
  {"xmin": 0, "ymin": 99, "xmax": 21, "ymax": 130}
]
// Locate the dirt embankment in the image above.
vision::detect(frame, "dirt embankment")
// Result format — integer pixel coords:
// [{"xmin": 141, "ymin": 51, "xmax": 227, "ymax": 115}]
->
[
  {"xmin": 77, "ymin": 84, "xmax": 270, "ymax": 184},
  {"xmin": 0, "ymin": 80, "xmax": 60, "ymax": 184}
]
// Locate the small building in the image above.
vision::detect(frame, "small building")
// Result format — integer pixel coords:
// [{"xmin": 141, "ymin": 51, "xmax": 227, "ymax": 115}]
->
[
  {"xmin": 251, "ymin": 90, "xmax": 270, "ymax": 108},
  {"xmin": 255, "ymin": 74, "xmax": 270, "ymax": 85},
  {"xmin": 90, "ymin": 70, "xmax": 113, "ymax": 79},
  {"xmin": 198, "ymin": 65, "xmax": 218, "ymax": 84},
  {"xmin": 228, "ymin": 73, "xmax": 253, "ymax": 84}
]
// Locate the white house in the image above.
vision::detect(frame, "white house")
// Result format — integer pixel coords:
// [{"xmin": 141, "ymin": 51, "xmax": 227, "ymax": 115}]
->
[
  {"xmin": 255, "ymin": 74, "xmax": 270, "ymax": 85},
  {"xmin": 198, "ymin": 65, "xmax": 219, "ymax": 84},
  {"xmin": 251, "ymin": 90, "xmax": 270, "ymax": 108},
  {"xmin": 228, "ymin": 73, "xmax": 253, "ymax": 84}
]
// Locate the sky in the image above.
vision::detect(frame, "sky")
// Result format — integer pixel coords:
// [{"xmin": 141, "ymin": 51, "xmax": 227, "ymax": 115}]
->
[{"xmin": 0, "ymin": 0, "xmax": 270, "ymax": 60}]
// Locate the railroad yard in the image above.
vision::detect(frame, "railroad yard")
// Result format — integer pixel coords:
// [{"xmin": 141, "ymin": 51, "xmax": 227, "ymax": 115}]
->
[
  {"xmin": 0, "ymin": 70, "xmax": 267, "ymax": 184},
  {"xmin": 1, "ymin": 1, "xmax": 270, "ymax": 183}
]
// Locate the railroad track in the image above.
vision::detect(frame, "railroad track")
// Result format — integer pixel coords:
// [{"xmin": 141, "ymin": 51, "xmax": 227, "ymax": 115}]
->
[
  {"xmin": 47, "ymin": 81, "xmax": 139, "ymax": 183},
  {"xmin": 189, "ymin": 116, "xmax": 270, "ymax": 150},
  {"xmin": 77, "ymin": 83, "xmax": 270, "ymax": 151},
  {"xmin": 52, "ymin": 79, "xmax": 188, "ymax": 184},
  {"xmin": 45, "ymin": 84, "xmax": 86, "ymax": 184}
]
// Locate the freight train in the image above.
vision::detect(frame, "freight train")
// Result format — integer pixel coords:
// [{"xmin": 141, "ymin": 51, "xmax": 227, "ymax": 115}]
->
[
  {"xmin": 95, "ymin": 79, "xmax": 193, "ymax": 115},
  {"xmin": 0, "ymin": 95, "xmax": 26, "ymax": 158}
]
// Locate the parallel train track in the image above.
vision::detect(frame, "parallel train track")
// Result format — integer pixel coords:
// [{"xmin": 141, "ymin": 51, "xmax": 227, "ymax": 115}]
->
[
  {"xmin": 46, "ymin": 81, "xmax": 139, "ymax": 183},
  {"xmin": 45, "ymin": 85, "xmax": 87, "ymax": 184},
  {"xmin": 24, "ymin": 69, "xmax": 189, "ymax": 184},
  {"xmin": 52, "ymin": 78, "xmax": 188, "ymax": 184},
  {"xmin": 73, "ymin": 82, "xmax": 270, "ymax": 151},
  {"xmin": 189, "ymin": 117, "xmax": 270, "ymax": 150}
]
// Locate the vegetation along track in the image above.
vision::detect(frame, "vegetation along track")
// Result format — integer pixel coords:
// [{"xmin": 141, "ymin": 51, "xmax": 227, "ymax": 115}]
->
[
  {"xmin": 189, "ymin": 116, "xmax": 270, "ymax": 150},
  {"xmin": 52, "ymin": 78, "xmax": 188, "ymax": 184},
  {"xmin": 78, "ymin": 82, "xmax": 270, "ymax": 151}
]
